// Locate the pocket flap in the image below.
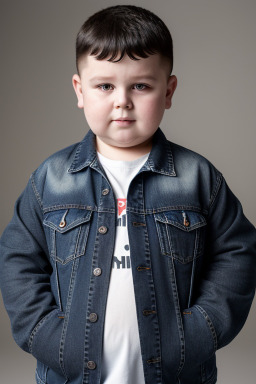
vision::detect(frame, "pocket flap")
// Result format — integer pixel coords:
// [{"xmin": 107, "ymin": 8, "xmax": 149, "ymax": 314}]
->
[
  {"xmin": 43, "ymin": 209, "xmax": 92, "ymax": 233},
  {"xmin": 155, "ymin": 210, "xmax": 206, "ymax": 232}
]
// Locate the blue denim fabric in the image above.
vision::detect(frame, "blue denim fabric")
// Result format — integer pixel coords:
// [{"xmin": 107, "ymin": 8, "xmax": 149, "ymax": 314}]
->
[{"xmin": 0, "ymin": 128, "xmax": 255, "ymax": 384}]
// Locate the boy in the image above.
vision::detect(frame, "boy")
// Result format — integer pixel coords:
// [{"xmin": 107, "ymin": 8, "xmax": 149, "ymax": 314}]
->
[{"xmin": 0, "ymin": 5, "xmax": 255, "ymax": 384}]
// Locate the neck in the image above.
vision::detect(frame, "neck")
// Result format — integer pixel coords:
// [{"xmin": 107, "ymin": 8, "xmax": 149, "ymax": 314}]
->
[{"xmin": 96, "ymin": 138, "xmax": 152, "ymax": 161}]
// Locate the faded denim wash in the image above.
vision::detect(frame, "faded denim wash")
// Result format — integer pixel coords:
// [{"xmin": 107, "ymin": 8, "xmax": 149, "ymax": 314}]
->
[{"xmin": 0, "ymin": 128, "xmax": 256, "ymax": 384}]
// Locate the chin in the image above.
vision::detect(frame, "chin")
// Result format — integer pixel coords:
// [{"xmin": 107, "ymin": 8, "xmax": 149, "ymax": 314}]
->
[{"xmin": 115, "ymin": 138, "xmax": 143, "ymax": 147}]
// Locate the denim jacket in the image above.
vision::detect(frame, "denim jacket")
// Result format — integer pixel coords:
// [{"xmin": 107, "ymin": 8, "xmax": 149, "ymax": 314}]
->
[{"xmin": 0, "ymin": 128, "xmax": 255, "ymax": 384}]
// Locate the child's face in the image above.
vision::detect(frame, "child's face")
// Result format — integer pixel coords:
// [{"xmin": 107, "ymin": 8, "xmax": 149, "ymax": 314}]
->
[{"xmin": 73, "ymin": 54, "xmax": 177, "ymax": 158}]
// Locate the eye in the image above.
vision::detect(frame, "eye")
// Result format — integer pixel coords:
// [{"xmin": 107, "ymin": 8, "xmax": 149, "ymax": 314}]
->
[
  {"xmin": 133, "ymin": 83, "xmax": 148, "ymax": 91},
  {"xmin": 98, "ymin": 84, "xmax": 113, "ymax": 91}
]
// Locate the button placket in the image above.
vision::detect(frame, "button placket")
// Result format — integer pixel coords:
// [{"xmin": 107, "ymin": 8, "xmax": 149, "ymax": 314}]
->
[
  {"xmin": 128, "ymin": 209, "xmax": 162, "ymax": 382},
  {"xmin": 84, "ymin": 182, "xmax": 115, "ymax": 380}
]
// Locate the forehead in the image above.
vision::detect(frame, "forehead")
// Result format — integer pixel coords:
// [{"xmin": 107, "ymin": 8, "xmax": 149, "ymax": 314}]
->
[{"xmin": 78, "ymin": 53, "xmax": 170, "ymax": 79}]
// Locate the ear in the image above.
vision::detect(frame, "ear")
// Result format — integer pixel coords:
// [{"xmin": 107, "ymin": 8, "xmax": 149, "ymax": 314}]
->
[
  {"xmin": 72, "ymin": 74, "xmax": 84, "ymax": 109},
  {"xmin": 165, "ymin": 75, "xmax": 177, "ymax": 109}
]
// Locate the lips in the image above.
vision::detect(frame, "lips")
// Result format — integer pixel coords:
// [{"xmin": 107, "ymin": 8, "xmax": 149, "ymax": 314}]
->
[
  {"xmin": 112, "ymin": 117, "xmax": 135, "ymax": 126},
  {"xmin": 113, "ymin": 117, "xmax": 135, "ymax": 122}
]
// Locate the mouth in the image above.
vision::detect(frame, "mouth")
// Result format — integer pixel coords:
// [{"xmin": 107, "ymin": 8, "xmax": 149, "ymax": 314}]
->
[
  {"xmin": 113, "ymin": 117, "xmax": 135, "ymax": 122},
  {"xmin": 112, "ymin": 117, "xmax": 136, "ymax": 126}
]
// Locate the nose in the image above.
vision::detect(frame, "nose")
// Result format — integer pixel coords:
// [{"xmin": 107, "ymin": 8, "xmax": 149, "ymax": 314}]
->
[{"xmin": 114, "ymin": 89, "xmax": 133, "ymax": 110}]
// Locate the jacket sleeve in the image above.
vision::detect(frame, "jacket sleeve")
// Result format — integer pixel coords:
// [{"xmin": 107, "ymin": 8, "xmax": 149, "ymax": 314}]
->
[
  {"xmin": 0, "ymin": 173, "xmax": 64, "ymax": 375},
  {"xmin": 182, "ymin": 174, "xmax": 256, "ymax": 366}
]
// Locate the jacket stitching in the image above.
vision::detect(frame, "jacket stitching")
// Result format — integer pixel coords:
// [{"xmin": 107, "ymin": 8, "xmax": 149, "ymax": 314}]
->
[
  {"xmin": 31, "ymin": 172, "xmax": 43, "ymax": 210},
  {"xmin": 59, "ymin": 257, "xmax": 80, "ymax": 379},
  {"xmin": 35, "ymin": 370, "xmax": 46, "ymax": 384},
  {"xmin": 194, "ymin": 305, "xmax": 218, "ymax": 351},
  {"xmin": 168, "ymin": 257, "xmax": 185, "ymax": 376},
  {"xmin": 42, "ymin": 205, "xmax": 208, "ymax": 216},
  {"xmin": 28, "ymin": 311, "xmax": 56, "ymax": 353},
  {"xmin": 209, "ymin": 172, "xmax": 223, "ymax": 209}
]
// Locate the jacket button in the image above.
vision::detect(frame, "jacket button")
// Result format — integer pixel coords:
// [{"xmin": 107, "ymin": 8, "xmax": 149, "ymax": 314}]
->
[
  {"xmin": 59, "ymin": 220, "xmax": 66, "ymax": 228},
  {"xmin": 98, "ymin": 226, "xmax": 108, "ymax": 234},
  {"xmin": 102, "ymin": 188, "xmax": 109, "ymax": 195},
  {"xmin": 89, "ymin": 313, "xmax": 98, "ymax": 323},
  {"xmin": 87, "ymin": 361, "xmax": 96, "ymax": 370},
  {"xmin": 93, "ymin": 268, "xmax": 102, "ymax": 276}
]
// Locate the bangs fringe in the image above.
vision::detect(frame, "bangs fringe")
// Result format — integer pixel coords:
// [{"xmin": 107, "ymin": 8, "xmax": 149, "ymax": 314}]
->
[
  {"xmin": 76, "ymin": 5, "xmax": 173, "ymax": 72},
  {"xmin": 89, "ymin": 37, "xmax": 157, "ymax": 63}
]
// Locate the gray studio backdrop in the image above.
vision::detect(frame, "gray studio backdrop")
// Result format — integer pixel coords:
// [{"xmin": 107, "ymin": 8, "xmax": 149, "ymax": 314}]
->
[{"xmin": 1, "ymin": 0, "xmax": 255, "ymax": 383}]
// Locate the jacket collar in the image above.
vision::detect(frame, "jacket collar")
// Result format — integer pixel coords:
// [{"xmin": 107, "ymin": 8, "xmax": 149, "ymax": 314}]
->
[{"xmin": 68, "ymin": 128, "xmax": 176, "ymax": 177}]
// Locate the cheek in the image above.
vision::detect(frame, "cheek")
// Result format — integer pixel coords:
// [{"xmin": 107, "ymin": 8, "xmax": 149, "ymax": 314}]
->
[
  {"xmin": 142, "ymin": 96, "xmax": 166, "ymax": 122},
  {"xmin": 83, "ymin": 107, "xmax": 100, "ymax": 131},
  {"xmin": 83, "ymin": 97, "xmax": 107, "ymax": 123}
]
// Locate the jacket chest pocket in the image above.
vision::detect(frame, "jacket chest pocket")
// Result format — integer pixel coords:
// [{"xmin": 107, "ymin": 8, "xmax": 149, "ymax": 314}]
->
[
  {"xmin": 43, "ymin": 208, "xmax": 92, "ymax": 265},
  {"xmin": 154, "ymin": 210, "xmax": 207, "ymax": 264}
]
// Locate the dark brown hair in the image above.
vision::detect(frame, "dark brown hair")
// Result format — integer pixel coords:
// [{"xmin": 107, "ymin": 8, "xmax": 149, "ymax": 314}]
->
[{"xmin": 76, "ymin": 5, "xmax": 173, "ymax": 74}]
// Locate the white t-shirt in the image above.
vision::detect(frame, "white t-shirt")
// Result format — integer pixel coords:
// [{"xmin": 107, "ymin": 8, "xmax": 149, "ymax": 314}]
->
[{"xmin": 98, "ymin": 152, "xmax": 149, "ymax": 384}]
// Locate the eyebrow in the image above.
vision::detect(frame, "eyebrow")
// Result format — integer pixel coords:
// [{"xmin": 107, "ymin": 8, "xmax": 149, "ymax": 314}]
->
[{"xmin": 89, "ymin": 75, "xmax": 158, "ymax": 83}]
